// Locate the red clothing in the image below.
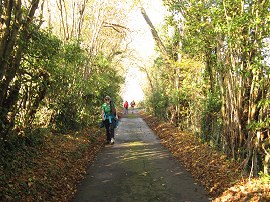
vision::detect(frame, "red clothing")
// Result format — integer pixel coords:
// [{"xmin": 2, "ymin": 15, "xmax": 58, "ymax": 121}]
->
[{"xmin": 124, "ymin": 101, "xmax": 128, "ymax": 109}]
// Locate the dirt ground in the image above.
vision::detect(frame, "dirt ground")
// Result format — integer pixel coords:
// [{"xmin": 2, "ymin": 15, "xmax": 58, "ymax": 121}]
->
[{"xmin": 71, "ymin": 112, "xmax": 210, "ymax": 202}]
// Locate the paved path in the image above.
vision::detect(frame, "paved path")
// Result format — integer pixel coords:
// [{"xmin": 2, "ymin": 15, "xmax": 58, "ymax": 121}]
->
[{"xmin": 72, "ymin": 114, "xmax": 210, "ymax": 202}]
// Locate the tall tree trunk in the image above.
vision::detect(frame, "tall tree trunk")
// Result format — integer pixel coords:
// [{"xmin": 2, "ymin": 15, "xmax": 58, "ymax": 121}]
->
[
  {"xmin": 140, "ymin": 6, "xmax": 169, "ymax": 60},
  {"xmin": 0, "ymin": 0, "xmax": 40, "ymax": 137}
]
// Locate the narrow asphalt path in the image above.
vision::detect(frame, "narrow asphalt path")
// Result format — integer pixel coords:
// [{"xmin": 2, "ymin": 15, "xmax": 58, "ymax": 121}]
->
[{"xmin": 72, "ymin": 112, "xmax": 210, "ymax": 202}]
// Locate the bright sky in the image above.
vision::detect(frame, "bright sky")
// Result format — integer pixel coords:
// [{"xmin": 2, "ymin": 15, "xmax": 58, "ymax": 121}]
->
[{"xmin": 121, "ymin": 0, "xmax": 166, "ymax": 103}]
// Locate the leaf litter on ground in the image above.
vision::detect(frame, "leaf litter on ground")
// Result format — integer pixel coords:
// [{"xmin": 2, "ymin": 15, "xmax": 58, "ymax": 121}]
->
[
  {"xmin": 1, "ymin": 127, "xmax": 105, "ymax": 201},
  {"xmin": 139, "ymin": 112, "xmax": 270, "ymax": 202}
]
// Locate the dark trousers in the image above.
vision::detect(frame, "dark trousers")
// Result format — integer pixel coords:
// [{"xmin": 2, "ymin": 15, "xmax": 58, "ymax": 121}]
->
[{"xmin": 104, "ymin": 119, "xmax": 115, "ymax": 141}]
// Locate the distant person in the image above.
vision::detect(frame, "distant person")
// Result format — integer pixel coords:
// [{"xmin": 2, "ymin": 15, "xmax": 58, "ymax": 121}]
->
[
  {"xmin": 123, "ymin": 101, "xmax": 129, "ymax": 114},
  {"xmin": 101, "ymin": 96, "xmax": 118, "ymax": 144},
  {"xmin": 130, "ymin": 100, "xmax": 136, "ymax": 114}
]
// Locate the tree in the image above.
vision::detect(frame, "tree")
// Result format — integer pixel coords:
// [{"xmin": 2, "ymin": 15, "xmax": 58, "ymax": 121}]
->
[
  {"xmin": 162, "ymin": 0, "xmax": 270, "ymax": 176},
  {"xmin": 0, "ymin": 0, "xmax": 41, "ymax": 138}
]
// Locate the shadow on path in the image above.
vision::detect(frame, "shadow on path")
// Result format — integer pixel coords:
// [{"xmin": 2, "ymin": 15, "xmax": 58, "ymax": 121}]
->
[{"xmin": 71, "ymin": 114, "xmax": 210, "ymax": 202}]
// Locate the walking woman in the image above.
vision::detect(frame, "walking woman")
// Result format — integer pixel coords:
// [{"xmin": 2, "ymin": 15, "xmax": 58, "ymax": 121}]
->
[
  {"xmin": 123, "ymin": 101, "xmax": 128, "ymax": 114},
  {"xmin": 101, "ymin": 96, "xmax": 118, "ymax": 144}
]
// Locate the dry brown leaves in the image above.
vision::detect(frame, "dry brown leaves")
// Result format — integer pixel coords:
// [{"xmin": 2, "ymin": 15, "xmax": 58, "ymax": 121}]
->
[
  {"xmin": 2, "ymin": 128, "xmax": 106, "ymax": 202},
  {"xmin": 139, "ymin": 112, "xmax": 270, "ymax": 201}
]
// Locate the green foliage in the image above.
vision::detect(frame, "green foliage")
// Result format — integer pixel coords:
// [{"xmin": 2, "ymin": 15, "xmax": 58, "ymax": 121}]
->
[
  {"xmin": 0, "ymin": 128, "xmax": 48, "ymax": 174},
  {"xmin": 18, "ymin": 27, "xmax": 62, "ymax": 119},
  {"xmin": 201, "ymin": 91, "xmax": 222, "ymax": 144},
  {"xmin": 161, "ymin": 0, "xmax": 270, "ymax": 175},
  {"xmin": 0, "ymin": 26, "xmax": 62, "ymax": 136},
  {"xmin": 0, "ymin": 22, "xmax": 124, "ymax": 135},
  {"xmin": 259, "ymin": 172, "xmax": 270, "ymax": 184},
  {"xmin": 44, "ymin": 41, "xmax": 87, "ymax": 132},
  {"xmin": 43, "ymin": 48, "xmax": 124, "ymax": 132},
  {"xmin": 145, "ymin": 87, "xmax": 169, "ymax": 118},
  {"xmin": 20, "ymin": 25, "xmax": 62, "ymax": 66}
]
